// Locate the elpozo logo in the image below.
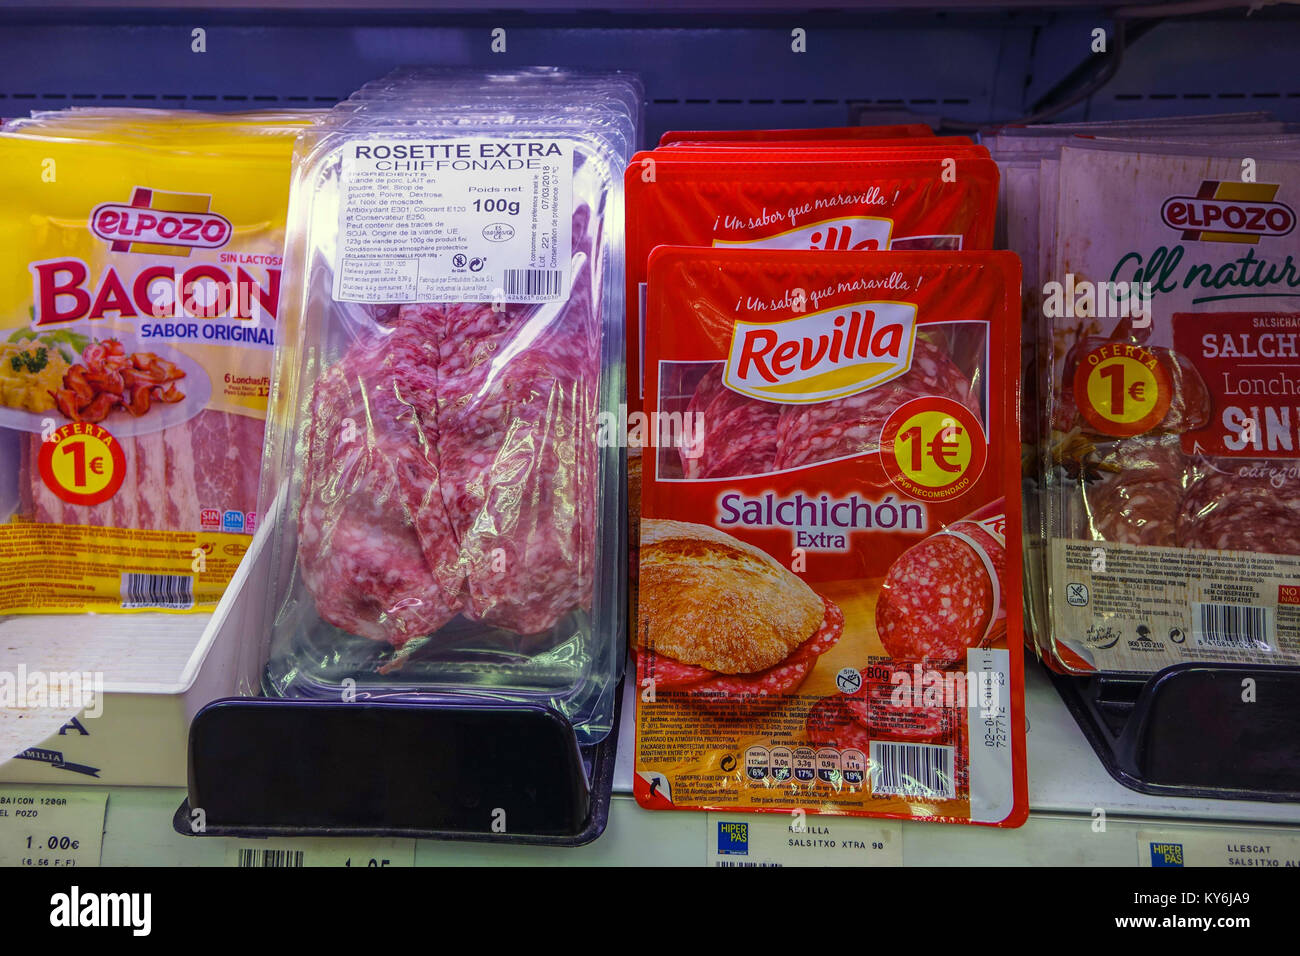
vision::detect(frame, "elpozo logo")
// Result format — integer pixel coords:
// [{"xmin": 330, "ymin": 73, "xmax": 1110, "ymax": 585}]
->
[
  {"xmin": 714, "ymin": 216, "xmax": 893, "ymax": 252},
  {"xmin": 89, "ymin": 186, "xmax": 233, "ymax": 258},
  {"xmin": 1161, "ymin": 181, "xmax": 1295, "ymax": 244},
  {"xmin": 724, "ymin": 301, "xmax": 917, "ymax": 404}
]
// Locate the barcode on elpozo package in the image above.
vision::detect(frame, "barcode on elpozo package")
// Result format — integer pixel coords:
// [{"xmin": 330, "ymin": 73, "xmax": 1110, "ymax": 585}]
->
[{"xmin": 119, "ymin": 572, "xmax": 195, "ymax": 610}]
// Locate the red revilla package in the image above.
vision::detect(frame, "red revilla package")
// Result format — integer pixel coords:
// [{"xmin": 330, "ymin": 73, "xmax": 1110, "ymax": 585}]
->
[
  {"xmin": 624, "ymin": 154, "xmax": 999, "ymax": 415},
  {"xmin": 634, "ymin": 247, "xmax": 1026, "ymax": 826}
]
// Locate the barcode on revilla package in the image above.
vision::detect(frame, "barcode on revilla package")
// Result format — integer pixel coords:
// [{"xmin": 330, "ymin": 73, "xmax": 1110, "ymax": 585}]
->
[
  {"xmin": 503, "ymin": 268, "xmax": 562, "ymax": 299},
  {"xmin": 1193, "ymin": 602, "xmax": 1271, "ymax": 651},
  {"xmin": 870, "ymin": 741, "xmax": 956, "ymax": 800},
  {"xmin": 237, "ymin": 849, "xmax": 305, "ymax": 868},
  {"xmin": 119, "ymin": 572, "xmax": 195, "ymax": 610}
]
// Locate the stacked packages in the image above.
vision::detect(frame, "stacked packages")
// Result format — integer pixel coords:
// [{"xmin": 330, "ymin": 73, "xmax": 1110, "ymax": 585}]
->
[
  {"xmin": 257, "ymin": 69, "xmax": 639, "ymax": 743},
  {"xmin": 0, "ymin": 108, "xmax": 319, "ymax": 614},
  {"xmin": 629, "ymin": 125, "xmax": 1028, "ymax": 826},
  {"xmin": 989, "ymin": 114, "xmax": 1300, "ymax": 676}
]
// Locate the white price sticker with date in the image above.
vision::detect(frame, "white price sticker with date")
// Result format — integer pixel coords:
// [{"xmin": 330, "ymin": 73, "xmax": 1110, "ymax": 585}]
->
[{"xmin": 0, "ymin": 789, "xmax": 106, "ymax": 867}]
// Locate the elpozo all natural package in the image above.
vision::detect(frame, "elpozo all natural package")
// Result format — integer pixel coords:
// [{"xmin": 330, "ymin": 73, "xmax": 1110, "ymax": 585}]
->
[{"xmin": 0, "ymin": 111, "xmax": 314, "ymax": 613}]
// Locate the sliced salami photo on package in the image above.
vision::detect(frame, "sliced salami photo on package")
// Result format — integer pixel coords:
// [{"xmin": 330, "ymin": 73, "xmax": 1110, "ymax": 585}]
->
[
  {"xmin": 1037, "ymin": 142, "xmax": 1300, "ymax": 676},
  {"xmin": 634, "ymin": 247, "xmax": 1027, "ymax": 826},
  {"xmin": 254, "ymin": 69, "xmax": 635, "ymax": 743}
]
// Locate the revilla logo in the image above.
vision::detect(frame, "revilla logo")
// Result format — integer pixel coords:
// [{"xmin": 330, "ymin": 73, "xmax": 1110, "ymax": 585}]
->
[{"xmin": 724, "ymin": 301, "xmax": 917, "ymax": 404}]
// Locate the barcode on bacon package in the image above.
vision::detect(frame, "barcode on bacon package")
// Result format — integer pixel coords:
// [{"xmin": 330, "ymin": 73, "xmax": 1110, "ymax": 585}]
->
[
  {"xmin": 119, "ymin": 572, "xmax": 195, "ymax": 610},
  {"xmin": 633, "ymin": 247, "xmax": 1027, "ymax": 827}
]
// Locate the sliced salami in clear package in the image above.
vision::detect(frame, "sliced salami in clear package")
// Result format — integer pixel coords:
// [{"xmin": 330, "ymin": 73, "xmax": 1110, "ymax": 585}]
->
[
  {"xmin": 252, "ymin": 69, "xmax": 635, "ymax": 743},
  {"xmin": 1038, "ymin": 139, "xmax": 1300, "ymax": 675},
  {"xmin": 988, "ymin": 114, "xmax": 1300, "ymax": 672}
]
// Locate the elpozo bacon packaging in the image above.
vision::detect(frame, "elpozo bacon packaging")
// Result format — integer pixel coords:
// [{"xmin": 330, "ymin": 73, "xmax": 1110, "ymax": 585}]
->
[
  {"xmin": 0, "ymin": 110, "xmax": 314, "ymax": 613},
  {"xmin": 635, "ymin": 247, "xmax": 1027, "ymax": 826}
]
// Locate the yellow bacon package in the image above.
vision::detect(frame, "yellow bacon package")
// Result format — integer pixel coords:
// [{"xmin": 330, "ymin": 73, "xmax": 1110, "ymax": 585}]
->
[{"xmin": 0, "ymin": 109, "xmax": 316, "ymax": 613}]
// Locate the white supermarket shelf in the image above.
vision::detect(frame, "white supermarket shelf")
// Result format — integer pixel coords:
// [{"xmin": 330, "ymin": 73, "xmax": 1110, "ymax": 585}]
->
[
  {"xmin": 3, "ymin": 660, "xmax": 1297, "ymax": 867},
  {"xmin": 89, "ymin": 789, "xmax": 1299, "ymax": 867}
]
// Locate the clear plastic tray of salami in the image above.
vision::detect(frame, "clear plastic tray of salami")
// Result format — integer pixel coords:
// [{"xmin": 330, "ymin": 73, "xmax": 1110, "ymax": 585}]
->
[{"xmin": 251, "ymin": 70, "xmax": 634, "ymax": 744}]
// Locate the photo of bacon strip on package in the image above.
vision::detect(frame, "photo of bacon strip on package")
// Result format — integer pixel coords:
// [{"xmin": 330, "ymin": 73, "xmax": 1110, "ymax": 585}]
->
[{"xmin": 634, "ymin": 247, "xmax": 1027, "ymax": 826}]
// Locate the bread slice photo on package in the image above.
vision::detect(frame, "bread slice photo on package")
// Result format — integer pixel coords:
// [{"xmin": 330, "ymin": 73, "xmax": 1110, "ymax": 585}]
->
[{"xmin": 634, "ymin": 246, "xmax": 1027, "ymax": 827}]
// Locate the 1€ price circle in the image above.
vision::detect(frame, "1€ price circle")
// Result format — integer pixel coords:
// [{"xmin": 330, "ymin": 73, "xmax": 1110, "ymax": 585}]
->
[
  {"xmin": 38, "ymin": 424, "xmax": 126, "ymax": 506},
  {"xmin": 881, "ymin": 397, "xmax": 987, "ymax": 501},
  {"xmin": 1073, "ymin": 343, "xmax": 1171, "ymax": 437}
]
